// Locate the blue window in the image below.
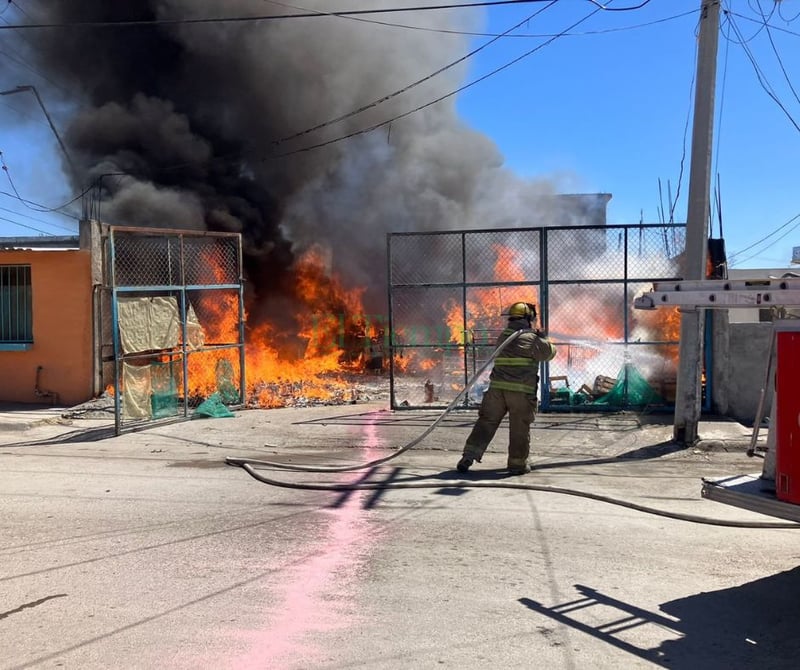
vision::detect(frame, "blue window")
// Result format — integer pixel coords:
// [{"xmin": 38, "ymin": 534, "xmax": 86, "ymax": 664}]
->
[{"xmin": 0, "ymin": 265, "xmax": 33, "ymax": 348}]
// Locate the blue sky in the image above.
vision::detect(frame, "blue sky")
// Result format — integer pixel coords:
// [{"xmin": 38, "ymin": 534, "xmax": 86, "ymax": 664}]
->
[{"xmin": 1, "ymin": 0, "xmax": 800, "ymax": 269}]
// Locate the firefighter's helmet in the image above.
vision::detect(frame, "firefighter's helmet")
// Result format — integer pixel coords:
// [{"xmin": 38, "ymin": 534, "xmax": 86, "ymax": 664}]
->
[{"xmin": 505, "ymin": 302, "xmax": 537, "ymax": 320}]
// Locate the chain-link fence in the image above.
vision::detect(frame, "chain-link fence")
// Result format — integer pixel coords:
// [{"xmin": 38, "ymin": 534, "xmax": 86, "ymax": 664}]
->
[
  {"xmin": 388, "ymin": 224, "xmax": 686, "ymax": 411},
  {"xmin": 103, "ymin": 227, "xmax": 244, "ymax": 433}
]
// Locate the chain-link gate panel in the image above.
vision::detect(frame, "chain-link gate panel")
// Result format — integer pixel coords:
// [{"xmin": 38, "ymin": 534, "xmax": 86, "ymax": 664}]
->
[
  {"xmin": 104, "ymin": 227, "xmax": 244, "ymax": 433},
  {"xmin": 389, "ymin": 232, "xmax": 464, "ymax": 285},
  {"xmin": 183, "ymin": 235, "xmax": 240, "ymax": 286},
  {"xmin": 389, "ymin": 224, "xmax": 685, "ymax": 411}
]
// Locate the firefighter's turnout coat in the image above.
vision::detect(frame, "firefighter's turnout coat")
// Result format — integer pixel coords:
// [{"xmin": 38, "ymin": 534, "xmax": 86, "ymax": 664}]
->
[
  {"xmin": 463, "ymin": 317, "xmax": 557, "ymax": 470},
  {"xmin": 488, "ymin": 318, "xmax": 557, "ymax": 396}
]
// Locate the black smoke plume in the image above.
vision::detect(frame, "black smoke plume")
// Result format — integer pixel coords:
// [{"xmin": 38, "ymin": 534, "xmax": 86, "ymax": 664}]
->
[{"xmin": 15, "ymin": 0, "xmax": 569, "ymax": 320}]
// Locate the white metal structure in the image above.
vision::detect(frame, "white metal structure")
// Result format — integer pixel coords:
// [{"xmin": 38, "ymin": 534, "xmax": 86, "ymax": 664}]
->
[
  {"xmin": 635, "ymin": 276, "xmax": 800, "ymax": 522},
  {"xmin": 634, "ymin": 276, "xmax": 800, "ymax": 311}
]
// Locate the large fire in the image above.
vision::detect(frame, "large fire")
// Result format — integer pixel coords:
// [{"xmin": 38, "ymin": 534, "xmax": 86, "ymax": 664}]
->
[
  {"xmin": 178, "ymin": 242, "xmax": 681, "ymax": 409},
  {"xmin": 186, "ymin": 246, "xmax": 386, "ymax": 408}
]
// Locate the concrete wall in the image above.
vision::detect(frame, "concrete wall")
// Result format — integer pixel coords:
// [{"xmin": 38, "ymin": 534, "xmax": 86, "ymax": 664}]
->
[
  {"xmin": 0, "ymin": 249, "xmax": 94, "ymax": 405},
  {"xmin": 711, "ymin": 310, "xmax": 773, "ymax": 424}
]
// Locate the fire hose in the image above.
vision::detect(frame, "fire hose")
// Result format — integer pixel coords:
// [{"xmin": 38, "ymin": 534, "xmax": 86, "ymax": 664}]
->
[{"xmin": 226, "ymin": 330, "xmax": 800, "ymax": 529}]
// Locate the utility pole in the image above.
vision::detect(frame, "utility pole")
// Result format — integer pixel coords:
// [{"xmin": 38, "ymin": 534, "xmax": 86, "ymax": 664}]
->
[{"xmin": 673, "ymin": 0, "xmax": 721, "ymax": 444}]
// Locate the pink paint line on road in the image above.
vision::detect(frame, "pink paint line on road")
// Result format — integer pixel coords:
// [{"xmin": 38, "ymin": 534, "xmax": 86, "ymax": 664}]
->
[{"xmin": 233, "ymin": 418, "xmax": 387, "ymax": 669}]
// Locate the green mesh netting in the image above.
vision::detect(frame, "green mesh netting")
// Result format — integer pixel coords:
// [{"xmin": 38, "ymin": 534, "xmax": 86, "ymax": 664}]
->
[
  {"xmin": 194, "ymin": 392, "xmax": 235, "ymax": 418},
  {"xmin": 550, "ymin": 386, "xmax": 591, "ymax": 406},
  {"xmin": 592, "ymin": 363, "xmax": 665, "ymax": 407},
  {"xmin": 150, "ymin": 360, "xmax": 179, "ymax": 418},
  {"xmin": 215, "ymin": 359, "xmax": 240, "ymax": 404}
]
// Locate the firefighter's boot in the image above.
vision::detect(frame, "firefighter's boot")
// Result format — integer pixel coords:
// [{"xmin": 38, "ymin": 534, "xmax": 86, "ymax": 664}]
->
[
  {"xmin": 456, "ymin": 456, "xmax": 473, "ymax": 473},
  {"xmin": 508, "ymin": 462, "xmax": 532, "ymax": 475}
]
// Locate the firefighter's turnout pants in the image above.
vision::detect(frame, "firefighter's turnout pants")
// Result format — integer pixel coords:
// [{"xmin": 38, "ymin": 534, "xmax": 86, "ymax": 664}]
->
[{"xmin": 462, "ymin": 387, "xmax": 537, "ymax": 470}]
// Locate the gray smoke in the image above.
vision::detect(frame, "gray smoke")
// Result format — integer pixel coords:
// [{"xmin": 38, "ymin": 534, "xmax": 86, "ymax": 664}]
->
[{"xmin": 16, "ymin": 0, "xmax": 568, "ymax": 313}]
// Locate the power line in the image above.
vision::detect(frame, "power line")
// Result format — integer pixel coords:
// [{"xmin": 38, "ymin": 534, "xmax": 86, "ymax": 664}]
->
[
  {"xmin": 0, "ymin": 45, "xmax": 70, "ymax": 94},
  {"xmin": 262, "ymin": 0, "xmax": 676, "ymax": 37},
  {"xmin": 0, "ymin": 178, "xmax": 82, "ymax": 221},
  {"xmin": 0, "ymin": 213, "xmax": 54, "ymax": 235},
  {"xmin": 0, "ymin": 204, "xmax": 76, "ymax": 232},
  {"xmin": 0, "ymin": 1, "xmax": 568, "ymax": 30},
  {"xmin": 755, "ymin": 0, "xmax": 800, "ymax": 107},
  {"xmin": 585, "ymin": 0, "xmax": 652, "ymax": 10},
  {"xmin": 147, "ymin": 0, "xmax": 610, "ymax": 174},
  {"xmin": 9, "ymin": 0, "xmax": 32, "ymax": 21},
  {"xmin": 726, "ymin": 10, "xmax": 800, "ymax": 38},
  {"xmin": 275, "ymin": 1, "xmax": 608, "ymax": 158},
  {"xmin": 777, "ymin": 0, "xmax": 800, "ymax": 23},
  {"xmin": 724, "ymin": 10, "xmax": 800, "ymax": 134},
  {"xmin": 728, "ymin": 210, "xmax": 800, "ymax": 266},
  {"xmin": 0, "ymin": 189, "xmax": 81, "ymax": 218},
  {"xmin": 0, "ymin": 0, "xmax": 654, "ymax": 30},
  {"xmin": 0, "ymin": 9, "xmax": 74, "ymax": 94},
  {"xmin": 0, "ymin": 95, "xmax": 48, "ymax": 124},
  {"xmin": 269, "ymin": 0, "xmax": 561, "ymax": 149}
]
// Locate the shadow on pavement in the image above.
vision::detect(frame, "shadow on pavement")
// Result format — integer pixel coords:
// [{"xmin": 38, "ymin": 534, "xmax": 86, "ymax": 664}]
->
[
  {"xmin": 0, "ymin": 425, "xmax": 118, "ymax": 447},
  {"xmin": 520, "ymin": 568, "xmax": 800, "ymax": 669}
]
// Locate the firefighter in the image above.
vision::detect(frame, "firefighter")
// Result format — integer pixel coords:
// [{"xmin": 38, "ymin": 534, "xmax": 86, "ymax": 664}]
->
[{"xmin": 457, "ymin": 302, "xmax": 556, "ymax": 475}]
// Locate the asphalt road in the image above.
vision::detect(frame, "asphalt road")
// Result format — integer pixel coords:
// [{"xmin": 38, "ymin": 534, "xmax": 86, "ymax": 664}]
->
[{"xmin": 1, "ymin": 404, "xmax": 799, "ymax": 669}]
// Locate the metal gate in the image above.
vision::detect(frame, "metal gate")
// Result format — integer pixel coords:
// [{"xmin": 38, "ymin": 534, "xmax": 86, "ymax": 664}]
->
[
  {"xmin": 101, "ymin": 227, "xmax": 245, "ymax": 433},
  {"xmin": 387, "ymin": 224, "xmax": 686, "ymax": 411}
]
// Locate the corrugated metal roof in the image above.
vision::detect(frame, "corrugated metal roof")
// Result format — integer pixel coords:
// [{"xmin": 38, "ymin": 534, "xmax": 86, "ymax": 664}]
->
[{"xmin": 0, "ymin": 236, "xmax": 80, "ymax": 250}]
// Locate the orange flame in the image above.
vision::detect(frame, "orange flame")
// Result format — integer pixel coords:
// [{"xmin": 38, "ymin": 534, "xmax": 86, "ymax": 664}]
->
[
  {"xmin": 183, "ymin": 245, "xmax": 385, "ymax": 407},
  {"xmin": 445, "ymin": 244, "xmax": 539, "ymax": 343}
]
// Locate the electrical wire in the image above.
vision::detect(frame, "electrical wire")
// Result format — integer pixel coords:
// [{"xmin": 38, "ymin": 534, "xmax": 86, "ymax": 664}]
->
[
  {"xmin": 777, "ymin": 0, "xmax": 800, "ymax": 23},
  {"xmin": 728, "ymin": 9, "xmax": 800, "ymax": 37},
  {"xmin": 274, "ymin": 1, "xmax": 607, "ymax": 158},
  {"xmin": 0, "ymin": 0, "xmax": 659, "ymax": 31},
  {"xmin": 0, "ymin": 12, "xmax": 74, "ymax": 94},
  {"xmin": 0, "ymin": 187, "xmax": 82, "ymax": 218},
  {"xmin": 9, "ymin": 0, "xmax": 31, "ymax": 21},
  {"xmin": 724, "ymin": 0, "xmax": 776, "ymax": 43},
  {"xmin": 5, "ymin": 0, "xmax": 664, "ymax": 202},
  {"xmin": 0, "ymin": 1, "xmax": 589, "ymax": 30},
  {"xmin": 267, "ymin": 0, "xmax": 695, "ymax": 39},
  {"xmin": 586, "ymin": 0, "xmax": 652, "ymax": 10},
  {"xmin": 0, "ymin": 93, "xmax": 48, "ymax": 124},
  {"xmin": 268, "ymin": 0, "xmax": 560, "ymax": 148},
  {"xmin": 725, "ymin": 11, "xmax": 800, "ymax": 134},
  {"xmin": 126, "ymin": 0, "xmax": 607, "ymax": 175},
  {"xmin": 728, "ymin": 211, "xmax": 800, "ymax": 267},
  {"xmin": 0, "ymin": 204, "xmax": 76, "ymax": 232},
  {"xmin": 0, "ymin": 213, "xmax": 54, "ymax": 235},
  {"xmin": 0, "ymin": 150, "xmax": 40, "ymax": 214},
  {"xmin": 755, "ymin": 0, "xmax": 800, "ymax": 106}
]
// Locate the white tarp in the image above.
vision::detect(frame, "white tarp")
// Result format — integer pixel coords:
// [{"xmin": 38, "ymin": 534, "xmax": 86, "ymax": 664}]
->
[
  {"xmin": 122, "ymin": 362, "xmax": 152, "ymax": 419},
  {"xmin": 118, "ymin": 296, "xmax": 181, "ymax": 354},
  {"xmin": 185, "ymin": 303, "xmax": 205, "ymax": 350}
]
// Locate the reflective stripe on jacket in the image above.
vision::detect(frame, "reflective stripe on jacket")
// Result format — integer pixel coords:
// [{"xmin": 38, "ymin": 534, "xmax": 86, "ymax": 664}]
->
[{"xmin": 488, "ymin": 319, "xmax": 557, "ymax": 396}]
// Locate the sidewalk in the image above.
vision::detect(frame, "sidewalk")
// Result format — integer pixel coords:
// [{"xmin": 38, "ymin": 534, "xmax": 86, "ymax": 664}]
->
[
  {"xmin": 0, "ymin": 397, "xmax": 762, "ymax": 457},
  {"xmin": 0, "ymin": 402, "xmax": 74, "ymax": 431}
]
